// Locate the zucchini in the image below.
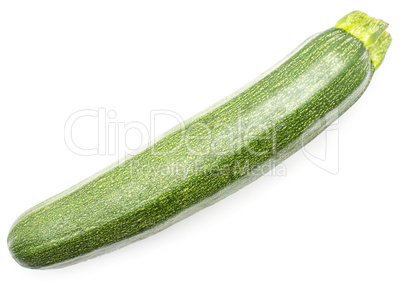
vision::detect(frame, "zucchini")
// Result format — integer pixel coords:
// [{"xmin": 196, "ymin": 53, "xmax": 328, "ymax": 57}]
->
[{"xmin": 8, "ymin": 11, "xmax": 392, "ymax": 269}]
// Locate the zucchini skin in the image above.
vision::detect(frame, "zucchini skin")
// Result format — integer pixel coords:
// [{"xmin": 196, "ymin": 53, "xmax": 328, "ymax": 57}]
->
[{"xmin": 8, "ymin": 27, "xmax": 374, "ymax": 268}]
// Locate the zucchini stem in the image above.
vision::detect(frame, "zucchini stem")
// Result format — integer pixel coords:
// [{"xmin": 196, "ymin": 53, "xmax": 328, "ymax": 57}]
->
[{"xmin": 335, "ymin": 11, "xmax": 392, "ymax": 70}]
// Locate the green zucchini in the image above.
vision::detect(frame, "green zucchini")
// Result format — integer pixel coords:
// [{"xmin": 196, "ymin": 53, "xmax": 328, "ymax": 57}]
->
[{"xmin": 8, "ymin": 11, "xmax": 391, "ymax": 269}]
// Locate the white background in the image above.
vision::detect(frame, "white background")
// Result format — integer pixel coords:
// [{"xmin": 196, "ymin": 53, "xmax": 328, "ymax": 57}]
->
[{"xmin": 1, "ymin": 0, "xmax": 401, "ymax": 282}]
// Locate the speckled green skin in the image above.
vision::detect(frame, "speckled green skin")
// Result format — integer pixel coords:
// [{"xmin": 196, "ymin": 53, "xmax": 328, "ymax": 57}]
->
[{"xmin": 8, "ymin": 27, "xmax": 374, "ymax": 268}]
